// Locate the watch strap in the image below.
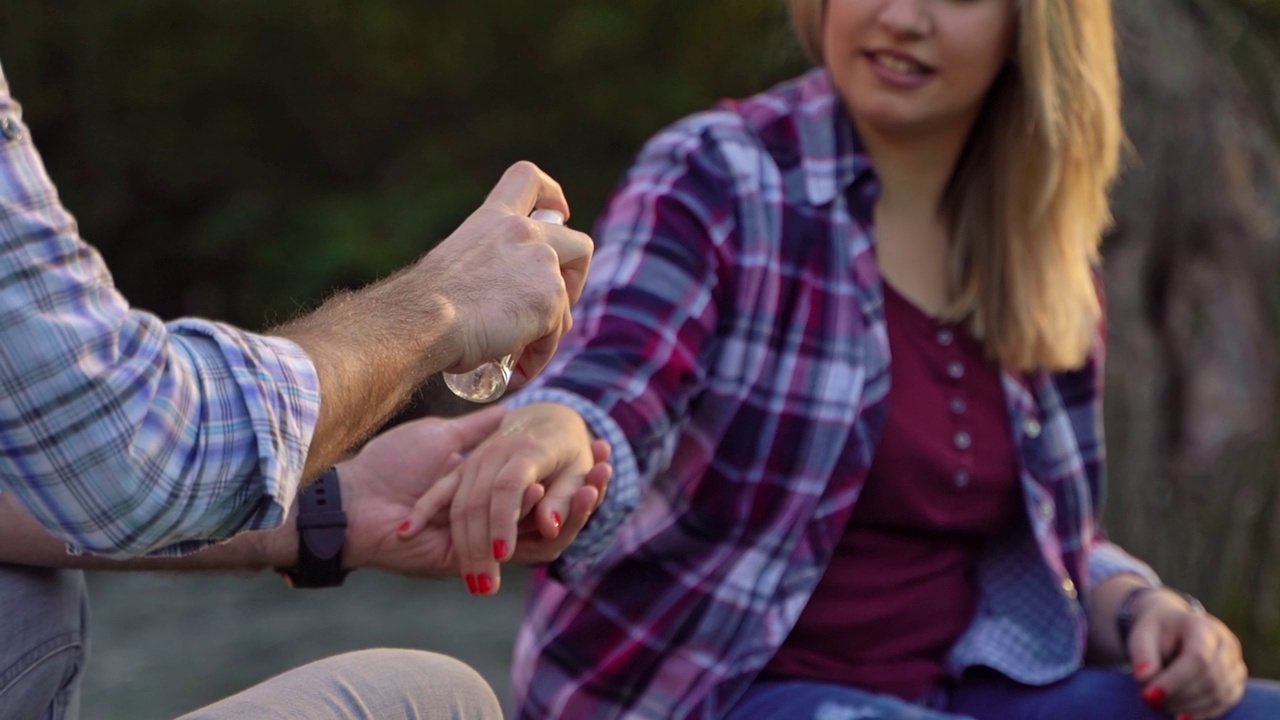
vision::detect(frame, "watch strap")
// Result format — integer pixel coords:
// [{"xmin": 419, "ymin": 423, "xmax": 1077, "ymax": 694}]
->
[{"xmin": 282, "ymin": 466, "xmax": 349, "ymax": 588}]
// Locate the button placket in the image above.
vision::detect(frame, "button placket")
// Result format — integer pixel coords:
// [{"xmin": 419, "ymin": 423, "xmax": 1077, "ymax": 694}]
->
[{"xmin": 938, "ymin": 322, "xmax": 974, "ymax": 489}]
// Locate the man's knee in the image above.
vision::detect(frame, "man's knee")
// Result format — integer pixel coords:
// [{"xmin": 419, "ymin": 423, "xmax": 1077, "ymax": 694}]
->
[
  {"xmin": 336, "ymin": 648, "xmax": 502, "ymax": 714},
  {"xmin": 181, "ymin": 648, "xmax": 502, "ymax": 720},
  {"xmin": 0, "ymin": 565, "xmax": 89, "ymax": 720}
]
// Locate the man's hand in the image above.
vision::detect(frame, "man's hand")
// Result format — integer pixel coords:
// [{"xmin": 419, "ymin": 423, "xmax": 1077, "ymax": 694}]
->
[
  {"xmin": 421, "ymin": 161, "xmax": 594, "ymax": 388},
  {"xmin": 276, "ymin": 161, "xmax": 594, "ymax": 480},
  {"xmin": 1127, "ymin": 589, "xmax": 1247, "ymax": 719},
  {"xmin": 337, "ymin": 407, "xmax": 510, "ymax": 578}
]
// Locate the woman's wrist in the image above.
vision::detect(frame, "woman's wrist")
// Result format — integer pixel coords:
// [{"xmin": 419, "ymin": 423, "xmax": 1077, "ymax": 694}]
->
[
  {"xmin": 1117, "ymin": 586, "xmax": 1206, "ymax": 649},
  {"xmin": 1115, "ymin": 585, "xmax": 1159, "ymax": 647}
]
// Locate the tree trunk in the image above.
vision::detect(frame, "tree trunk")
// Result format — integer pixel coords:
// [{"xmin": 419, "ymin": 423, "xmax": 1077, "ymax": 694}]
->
[{"xmin": 1106, "ymin": 0, "xmax": 1280, "ymax": 671}]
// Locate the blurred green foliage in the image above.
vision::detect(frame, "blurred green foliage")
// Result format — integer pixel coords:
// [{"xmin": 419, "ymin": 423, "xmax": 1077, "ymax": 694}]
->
[{"xmin": 1, "ymin": 0, "xmax": 803, "ymax": 327}]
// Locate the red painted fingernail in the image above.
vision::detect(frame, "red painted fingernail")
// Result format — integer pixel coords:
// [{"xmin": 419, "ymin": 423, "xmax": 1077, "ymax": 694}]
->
[
  {"xmin": 477, "ymin": 574, "xmax": 494, "ymax": 594},
  {"xmin": 1134, "ymin": 661, "xmax": 1151, "ymax": 675},
  {"xmin": 551, "ymin": 512, "xmax": 562, "ymax": 529},
  {"xmin": 493, "ymin": 539, "xmax": 508, "ymax": 560},
  {"xmin": 465, "ymin": 574, "xmax": 477, "ymax": 594},
  {"xmin": 1142, "ymin": 687, "xmax": 1166, "ymax": 707},
  {"xmin": 398, "ymin": 521, "xmax": 411, "ymax": 533}
]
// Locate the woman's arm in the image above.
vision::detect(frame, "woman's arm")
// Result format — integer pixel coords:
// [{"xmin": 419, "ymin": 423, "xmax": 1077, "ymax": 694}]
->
[{"xmin": 1085, "ymin": 546, "xmax": 1247, "ymax": 719}]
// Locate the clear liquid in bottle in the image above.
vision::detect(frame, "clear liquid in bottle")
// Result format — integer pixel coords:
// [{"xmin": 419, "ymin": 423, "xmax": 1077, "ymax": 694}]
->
[
  {"xmin": 442, "ymin": 208, "xmax": 566, "ymax": 402},
  {"xmin": 442, "ymin": 354, "xmax": 515, "ymax": 403}
]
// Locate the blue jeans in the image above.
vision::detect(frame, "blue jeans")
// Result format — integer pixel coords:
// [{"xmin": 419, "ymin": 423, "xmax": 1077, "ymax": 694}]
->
[
  {"xmin": 0, "ymin": 564, "xmax": 501, "ymax": 720},
  {"xmin": 0, "ymin": 565, "xmax": 88, "ymax": 720},
  {"xmin": 726, "ymin": 670, "xmax": 1280, "ymax": 720}
]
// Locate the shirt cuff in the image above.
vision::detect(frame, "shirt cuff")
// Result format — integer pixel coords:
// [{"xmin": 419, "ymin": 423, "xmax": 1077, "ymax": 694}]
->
[
  {"xmin": 141, "ymin": 321, "xmax": 320, "ymax": 556},
  {"xmin": 506, "ymin": 387, "xmax": 640, "ymax": 577},
  {"xmin": 1088, "ymin": 540, "xmax": 1162, "ymax": 592}
]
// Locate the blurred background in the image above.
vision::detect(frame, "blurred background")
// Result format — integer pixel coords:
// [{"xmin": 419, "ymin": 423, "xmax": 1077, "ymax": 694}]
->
[{"xmin": 2, "ymin": 0, "xmax": 1279, "ymax": 717}]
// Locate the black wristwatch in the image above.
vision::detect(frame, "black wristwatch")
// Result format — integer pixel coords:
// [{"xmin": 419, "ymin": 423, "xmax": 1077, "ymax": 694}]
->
[{"xmin": 279, "ymin": 466, "xmax": 350, "ymax": 588}]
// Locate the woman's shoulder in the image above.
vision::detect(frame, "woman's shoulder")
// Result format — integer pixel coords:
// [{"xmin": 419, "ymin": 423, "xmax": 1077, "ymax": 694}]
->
[{"xmin": 637, "ymin": 68, "xmax": 834, "ymax": 175}]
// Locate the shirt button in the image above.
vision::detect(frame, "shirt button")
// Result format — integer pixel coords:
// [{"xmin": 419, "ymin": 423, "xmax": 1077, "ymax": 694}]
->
[
  {"xmin": 1024, "ymin": 419, "xmax": 1042, "ymax": 439},
  {"xmin": 950, "ymin": 397, "xmax": 967, "ymax": 415},
  {"xmin": 0, "ymin": 116, "xmax": 21, "ymax": 141},
  {"xmin": 1061, "ymin": 578, "xmax": 1078, "ymax": 600},
  {"xmin": 954, "ymin": 469, "xmax": 970, "ymax": 488},
  {"xmin": 947, "ymin": 361, "xmax": 965, "ymax": 380},
  {"xmin": 953, "ymin": 431, "xmax": 972, "ymax": 450},
  {"xmin": 936, "ymin": 329, "xmax": 954, "ymax": 346},
  {"xmin": 1040, "ymin": 501, "xmax": 1055, "ymax": 521}
]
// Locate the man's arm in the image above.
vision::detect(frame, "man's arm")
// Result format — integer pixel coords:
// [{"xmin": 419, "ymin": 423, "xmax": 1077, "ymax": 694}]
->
[
  {"xmin": 0, "ymin": 491, "xmax": 289, "ymax": 571},
  {"xmin": 0, "ymin": 58, "xmax": 591, "ymax": 558},
  {"xmin": 0, "ymin": 408, "xmax": 609, "ymax": 578},
  {"xmin": 275, "ymin": 162, "xmax": 594, "ymax": 480}
]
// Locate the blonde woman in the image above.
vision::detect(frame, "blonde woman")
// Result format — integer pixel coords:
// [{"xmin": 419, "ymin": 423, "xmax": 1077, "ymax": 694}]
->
[{"xmin": 404, "ymin": 1, "xmax": 1280, "ymax": 717}]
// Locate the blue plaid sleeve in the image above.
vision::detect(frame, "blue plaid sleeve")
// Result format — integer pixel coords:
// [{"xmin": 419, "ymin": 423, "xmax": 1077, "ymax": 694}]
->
[
  {"xmin": 1088, "ymin": 539, "xmax": 1161, "ymax": 591},
  {"xmin": 0, "ymin": 63, "xmax": 320, "ymax": 558}
]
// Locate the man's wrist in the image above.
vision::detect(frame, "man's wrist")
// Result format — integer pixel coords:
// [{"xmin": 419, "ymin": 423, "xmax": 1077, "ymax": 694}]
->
[
  {"xmin": 256, "ymin": 505, "xmax": 301, "ymax": 569},
  {"xmin": 334, "ymin": 460, "xmax": 367, "ymax": 571}
]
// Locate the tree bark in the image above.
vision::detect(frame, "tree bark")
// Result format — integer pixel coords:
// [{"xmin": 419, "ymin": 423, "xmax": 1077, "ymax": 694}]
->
[{"xmin": 1106, "ymin": 0, "xmax": 1280, "ymax": 670}]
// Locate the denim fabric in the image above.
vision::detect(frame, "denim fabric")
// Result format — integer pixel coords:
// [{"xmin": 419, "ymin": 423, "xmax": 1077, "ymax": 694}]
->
[
  {"xmin": 724, "ymin": 679, "xmax": 967, "ymax": 720},
  {"xmin": 726, "ymin": 669, "xmax": 1280, "ymax": 720},
  {"xmin": 0, "ymin": 565, "xmax": 88, "ymax": 720},
  {"xmin": 951, "ymin": 667, "xmax": 1280, "ymax": 720}
]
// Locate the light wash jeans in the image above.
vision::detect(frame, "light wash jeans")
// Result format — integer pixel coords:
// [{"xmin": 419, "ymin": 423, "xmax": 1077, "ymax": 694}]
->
[
  {"xmin": 0, "ymin": 564, "xmax": 502, "ymax": 720},
  {"xmin": 0, "ymin": 565, "xmax": 87, "ymax": 720}
]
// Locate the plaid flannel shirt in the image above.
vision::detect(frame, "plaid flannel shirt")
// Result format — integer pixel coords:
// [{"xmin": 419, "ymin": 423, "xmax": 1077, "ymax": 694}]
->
[
  {"xmin": 509, "ymin": 69, "xmax": 1158, "ymax": 719},
  {"xmin": 0, "ymin": 62, "xmax": 319, "ymax": 558}
]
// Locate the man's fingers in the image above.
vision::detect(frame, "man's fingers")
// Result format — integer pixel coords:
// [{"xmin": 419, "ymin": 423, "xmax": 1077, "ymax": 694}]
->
[
  {"xmin": 399, "ymin": 471, "xmax": 461, "ymax": 539},
  {"xmin": 510, "ymin": 335, "xmax": 556, "ymax": 391},
  {"xmin": 485, "ymin": 161, "xmax": 570, "ymax": 219},
  {"xmin": 447, "ymin": 405, "xmax": 508, "ymax": 450},
  {"xmin": 560, "ymin": 251, "xmax": 592, "ymax": 305},
  {"xmin": 542, "ymin": 225, "xmax": 595, "ymax": 276}
]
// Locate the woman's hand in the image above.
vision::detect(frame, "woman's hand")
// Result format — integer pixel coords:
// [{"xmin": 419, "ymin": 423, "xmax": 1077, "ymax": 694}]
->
[
  {"xmin": 397, "ymin": 402, "xmax": 609, "ymax": 595},
  {"xmin": 336, "ymin": 406, "xmax": 507, "ymax": 578},
  {"xmin": 1128, "ymin": 588, "xmax": 1247, "ymax": 719}
]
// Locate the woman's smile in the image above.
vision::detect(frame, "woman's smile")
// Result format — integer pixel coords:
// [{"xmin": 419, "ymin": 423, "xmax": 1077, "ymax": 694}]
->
[{"xmin": 863, "ymin": 48, "xmax": 936, "ymax": 89}]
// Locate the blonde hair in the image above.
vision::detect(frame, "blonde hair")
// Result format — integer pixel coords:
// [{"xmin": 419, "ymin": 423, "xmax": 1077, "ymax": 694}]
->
[{"xmin": 788, "ymin": 0, "xmax": 1123, "ymax": 371}]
